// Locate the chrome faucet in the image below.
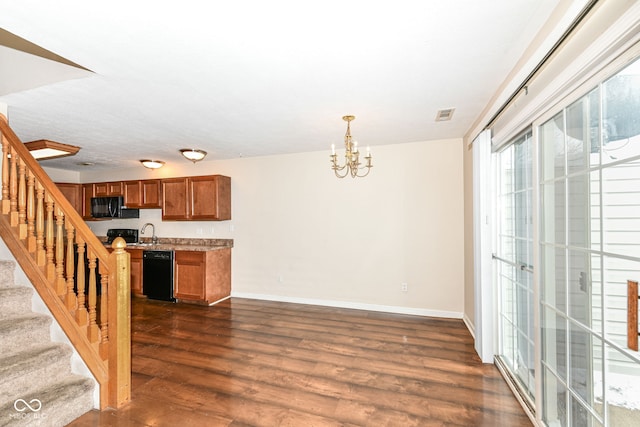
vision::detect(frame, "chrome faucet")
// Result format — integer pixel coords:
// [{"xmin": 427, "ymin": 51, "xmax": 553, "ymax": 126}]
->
[{"xmin": 141, "ymin": 223, "xmax": 158, "ymax": 244}]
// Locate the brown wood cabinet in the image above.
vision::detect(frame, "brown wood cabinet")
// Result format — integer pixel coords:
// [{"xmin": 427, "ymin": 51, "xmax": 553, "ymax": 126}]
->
[
  {"xmin": 123, "ymin": 179, "xmax": 161, "ymax": 208},
  {"xmin": 162, "ymin": 175, "xmax": 231, "ymax": 221},
  {"xmin": 55, "ymin": 183, "xmax": 83, "ymax": 215},
  {"xmin": 94, "ymin": 181, "xmax": 123, "ymax": 197},
  {"xmin": 129, "ymin": 248, "xmax": 144, "ymax": 297},
  {"xmin": 174, "ymin": 249, "xmax": 231, "ymax": 304},
  {"xmin": 81, "ymin": 183, "xmax": 96, "ymax": 219},
  {"xmin": 107, "ymin": 247, "xmax": 144, "ymax": 296},
  {"xmin": 161, "ymin": 178, "xmax": 188, "ymax": 220}
]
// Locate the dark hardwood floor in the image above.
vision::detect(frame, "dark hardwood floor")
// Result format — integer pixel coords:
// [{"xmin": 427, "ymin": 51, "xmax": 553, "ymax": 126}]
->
[{"xmin": 69, "ymin": 298, "xmax": 531, "ymax": 426}]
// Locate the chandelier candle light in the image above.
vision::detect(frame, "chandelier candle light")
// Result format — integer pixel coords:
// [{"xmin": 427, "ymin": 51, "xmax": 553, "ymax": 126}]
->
[{"xmin": 330, "ymin": 115, "xmax": 372, "ymax": 178}]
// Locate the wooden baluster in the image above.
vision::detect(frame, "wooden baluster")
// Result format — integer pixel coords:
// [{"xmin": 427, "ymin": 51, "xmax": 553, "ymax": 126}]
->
[
  {"xmin": 65, "ymin": 222, "xmax": 77, "ymax": 311},
  {"xmin": 26, "ymin": 170, "xmax": 36, "ymax": 252},
  {"xmin": 35, "ymin": 181, "xmax": 46, "ymax": 266},
  {"xmin": 628, "ymin": 280, "xmax": 639, "ymax": 351},
  {"xmin": 87, "ymin": 249, "xmax": 99, "ymax": 342},
  {"xmin": 99, "ymin": 270, "xmax": 109, "ymax": 360},
  {"xmin": 55, "ymin": 205, "xmax": 66, "ymax": 296},
  {"xmin": 17, "ymin": 157, "xmax": 27, "ymax": 239},
  {"xmin": 1, "ymin": 131, "xmax": 9, "ymax": 214},
  {"xmin": 9, "ymin": 146, "xmax": 18, "ymax": 226},
  {"xmin": 45, "ymin": 192, "xmax": 55, "ymax": 280},
  {"xmin": 76, "ymin": 237, "xmax": 88, "ymax": 326}
]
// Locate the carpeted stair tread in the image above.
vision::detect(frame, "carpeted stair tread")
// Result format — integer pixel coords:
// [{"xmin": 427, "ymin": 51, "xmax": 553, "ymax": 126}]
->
[
  {"xmin": 0, "ymin": 314, "xmax": 51, "ymax": 358},
  {"xmin": 0, "ymin": 286, "xmax": 32, "ymax": 320},
  {"xmin": 0, "ymin": 376, "xmax": 94, "ymax": 427},
  {"xmin": 0, "ymin": 344, "xmax": 73, "ymax": 408}
]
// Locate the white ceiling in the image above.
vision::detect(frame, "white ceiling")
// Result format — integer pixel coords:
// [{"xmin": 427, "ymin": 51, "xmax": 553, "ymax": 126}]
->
[{"xmin": 0, "ymin": 0, "xmax": 560, "ymax": 171}]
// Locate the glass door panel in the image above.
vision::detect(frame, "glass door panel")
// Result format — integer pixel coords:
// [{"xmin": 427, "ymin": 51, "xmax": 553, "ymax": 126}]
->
[
  {"xmin": 496, "ymin": 132, "xmax": 536, "ymax": 403},
  {"xmin": 539, "ymin": 56, "xmax": 640, "ymax": 426}
]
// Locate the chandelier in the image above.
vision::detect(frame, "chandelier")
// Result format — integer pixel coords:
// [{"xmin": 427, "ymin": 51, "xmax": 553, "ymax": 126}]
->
[{"xmin": 330, "ymin": 115, "xmax": 372, "ymax": 178}]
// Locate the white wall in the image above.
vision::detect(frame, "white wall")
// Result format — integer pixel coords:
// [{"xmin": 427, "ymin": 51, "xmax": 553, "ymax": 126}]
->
[{"xmin": 54, "ymin": 138, "xmax": 465, "ymax": 317}]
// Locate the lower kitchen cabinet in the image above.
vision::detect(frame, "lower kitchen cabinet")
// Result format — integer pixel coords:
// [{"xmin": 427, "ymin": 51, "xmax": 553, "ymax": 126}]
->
[
  {"xmin": 174, "ymin": 249, "xmax": 231, "ymax": 305},
  {"xmin": 106, "ymin": 247, "xmax": 144, "ymax": 296},
  {"xmin": 129, "ymin": 249, "xmax": 144, "ymax": 297}
]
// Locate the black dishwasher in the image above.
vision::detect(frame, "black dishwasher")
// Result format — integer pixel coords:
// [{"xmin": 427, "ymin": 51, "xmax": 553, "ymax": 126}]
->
[{"xmin": 143, "ymin": 251, "xmax": 175, "ymax": 302}]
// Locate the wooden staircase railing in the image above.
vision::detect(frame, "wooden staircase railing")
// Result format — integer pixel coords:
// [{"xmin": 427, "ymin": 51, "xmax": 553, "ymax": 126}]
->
[{"xmin": 0, "ymin": 114, "xmax": 130, "ymax": 410}]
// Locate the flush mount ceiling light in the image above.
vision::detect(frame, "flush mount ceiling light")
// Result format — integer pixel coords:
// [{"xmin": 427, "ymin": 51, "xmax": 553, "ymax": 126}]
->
[
  {"xmin": 329, "ymin": 115, "xmax": 372, "ymax": 178},
  {"xmin": 180, "ymin": 148, "xmax": 207, "ymax": 163},
  {"xmin": 24, "ymin": 139, "xmax": 81, "ymax": 160},
  {"xmin": 140, "ymin": 159, "xmax": 165, "ymax": 169}
]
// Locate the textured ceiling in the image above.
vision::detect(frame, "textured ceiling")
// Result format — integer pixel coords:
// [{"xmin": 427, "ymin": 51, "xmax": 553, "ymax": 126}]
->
[{"xmin": 0, "ymin": 0, "xmax": 560, "ymax": 171}]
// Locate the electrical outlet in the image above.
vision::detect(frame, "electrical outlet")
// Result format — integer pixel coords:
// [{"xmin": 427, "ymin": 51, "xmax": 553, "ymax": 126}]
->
[
  {"xmin": 401, "ymin": 283, "xmax": 408, "ymax": 292},
  {"xmin": 196, "ymin": 227, "xmax": 203, "ymax": 235},
  {"xmin": 210, "ymin": 226, "xmax": 215, "ymax": 234}
]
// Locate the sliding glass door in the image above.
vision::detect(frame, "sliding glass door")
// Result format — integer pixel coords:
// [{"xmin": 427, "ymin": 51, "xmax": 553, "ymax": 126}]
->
[
  {"xmin": 493, "ymin": 54, "xmax": 640, "ymax": 426},
  {"xmin": 539, "ymin": 57, "xmax": 640, "ymax": 426},
  {"xmin": 495, "ymin": 131, "xmax": 535, "ymax": 405}
]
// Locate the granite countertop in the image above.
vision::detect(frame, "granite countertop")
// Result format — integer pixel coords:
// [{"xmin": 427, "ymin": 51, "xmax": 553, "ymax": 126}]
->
[{"xmin": 101, "ymin": 237, "xmax": 233, "ymax": 252}]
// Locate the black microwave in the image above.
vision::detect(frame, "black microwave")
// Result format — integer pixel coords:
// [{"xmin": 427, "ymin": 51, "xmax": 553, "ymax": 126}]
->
[{"xmin": 90, "ymin": 196, "xmax": 139, "ymax": 218}]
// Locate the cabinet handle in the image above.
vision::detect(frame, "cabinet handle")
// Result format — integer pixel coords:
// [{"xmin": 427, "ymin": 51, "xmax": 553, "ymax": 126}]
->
[{"xmin": 628, "ymin": 280, "xmax": 639, "ymax": 351}]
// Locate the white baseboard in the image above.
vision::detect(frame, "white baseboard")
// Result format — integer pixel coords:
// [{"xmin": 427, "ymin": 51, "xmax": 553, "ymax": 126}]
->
[
  {"xmin": 208, "ymin": 295, "xmax": 231, "ymax": 306},
  {"xmin": 463, "ymin": 313, "xmax": 475, "ymax": 339},
  {"xmin": 231, "ymin": 292, "xmax": 463, "ymax": 319}
]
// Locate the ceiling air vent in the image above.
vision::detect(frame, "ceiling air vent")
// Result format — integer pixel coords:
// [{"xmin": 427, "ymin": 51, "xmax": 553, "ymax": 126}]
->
[{"xmin": 435, "ymin": 108, "xmax": 455, "ymax": 122}]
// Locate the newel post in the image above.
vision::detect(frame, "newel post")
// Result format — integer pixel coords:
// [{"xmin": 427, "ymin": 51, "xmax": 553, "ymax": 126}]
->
[{"xmin": 107, "ymin": 237, "xmax": 131, "ymax": 408}]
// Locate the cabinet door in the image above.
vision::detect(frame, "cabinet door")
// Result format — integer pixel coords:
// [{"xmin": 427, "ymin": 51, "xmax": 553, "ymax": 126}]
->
[
  {"xmin": 94, "ymin": 181, "xmax": 123, "ymax": 196},
  {"xmin": 190, "ymin": 176, "xmax": 218, "ymax": 220},
  {"xmin": 56, "ymin": 183, "xmax": 82, "ymax": 215},
  {"xmin": 107, "ymin": 181, "xmax": 123, "ymax": 196},
  {"xmin": 93, "ymin": 182, "xmax": 109, "ymax": 197},
  {"xmin": 141, "ymin": 179, "xmax": 162, "ymax": 208},
  {"xmin": 129, "ymin": 249, "xmax": 144, "ymax": 296},
  {"xmin": 123, "ymin": 180, "xmax": 162, "ymax": 208},
  {"xmin": 174, "ymin": 251, "xmax": 205, "ymax": 300},
  {"xmin": 123, "ymin": 181, "xmax": 142, "ymax": 207},
  {"xmin": 190, "ymin": 175, "xmax": 231, "ymax": 220},
  {"xmin": 162, "ymin": 178, "xmax": 189, "ymax": 220},
  {"xmin": 82, "ymin": 184, "xmax": 95, "ymax": 219}
]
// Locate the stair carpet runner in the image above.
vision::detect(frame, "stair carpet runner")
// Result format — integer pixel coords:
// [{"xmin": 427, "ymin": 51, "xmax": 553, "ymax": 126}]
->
[{"xmin": 0, "ymin": 260, "xmax": 94, "ymax": 426}]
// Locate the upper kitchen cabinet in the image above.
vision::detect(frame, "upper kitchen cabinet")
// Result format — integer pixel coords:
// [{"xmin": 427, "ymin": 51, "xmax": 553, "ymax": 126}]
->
[
  {"xmin": 161, "ymin": 178, "xmax": 189, "ymax": 220},
  {"xmin": 162, "ymin": 175, "xmax": 231, "ymax": 221},
  {"xmin": 191, "ymin": 175, "xmax": 231, "ymax": 220},
  {"xmin": 55, "ymin": 183, "xmax": 83, "ymax": 216},
  {"xmin": 124, "ymin": 179, "xmax": 162, "ymax": 208},
  {"xmin": 94, "ymin": 181, "xmax": 123, "ymax": 197},
  {"xmin": 82, "ymin": 183, "xmax": 94, "ymax": 219}
]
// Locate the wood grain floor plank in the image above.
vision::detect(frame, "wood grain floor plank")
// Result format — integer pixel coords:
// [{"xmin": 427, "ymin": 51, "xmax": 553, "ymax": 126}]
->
[{"xmin": 69, "ymin": 298, "xmax": 531, "ymax": 426}]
